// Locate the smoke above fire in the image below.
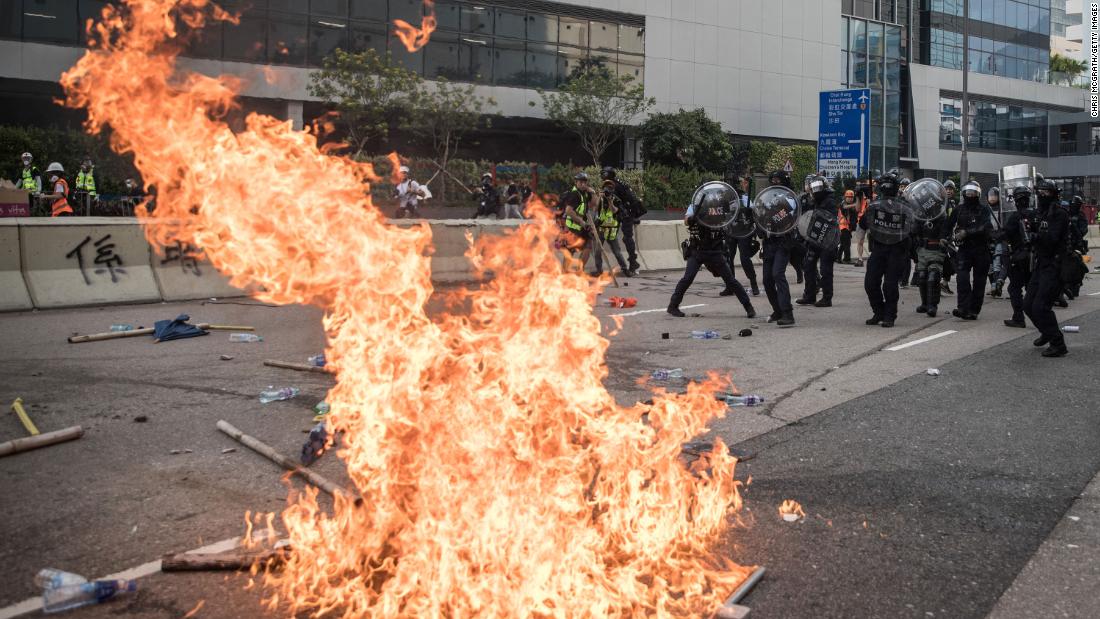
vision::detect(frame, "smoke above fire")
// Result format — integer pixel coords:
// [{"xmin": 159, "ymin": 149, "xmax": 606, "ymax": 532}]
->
[{"xmin": 61, "ymin": 1, "xmax": 753, "ymax": 615}]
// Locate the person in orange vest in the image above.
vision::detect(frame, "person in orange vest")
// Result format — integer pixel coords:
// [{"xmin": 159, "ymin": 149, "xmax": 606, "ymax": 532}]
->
[
  {"xmin": 39, "ymin": 162, "xmax": 73, "ymax": 217},
  {"xmin": 852, "ymin": 182, "xmax": 872, "ymax": 266},
  {"xmin": 838, "ymin": 189, "xmax": 859, "ymax": 263}
]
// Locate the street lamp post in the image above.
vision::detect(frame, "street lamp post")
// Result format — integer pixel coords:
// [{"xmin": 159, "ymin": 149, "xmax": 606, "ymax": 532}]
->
[{"xmin": 960, "ymin": 0, "xmax": 969, "ymax": 183}]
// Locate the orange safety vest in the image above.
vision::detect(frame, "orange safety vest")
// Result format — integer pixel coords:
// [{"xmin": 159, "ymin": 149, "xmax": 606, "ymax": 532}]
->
[
  {"xmin": 838, "ymin": 205, "xmax": 851, "ymax": 231},
  {"xmin": 51, "ymin": 178, "xmax": 73, "ymax": 217}
]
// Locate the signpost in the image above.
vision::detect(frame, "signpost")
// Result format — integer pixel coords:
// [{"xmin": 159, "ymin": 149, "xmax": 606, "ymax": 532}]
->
[{"xmin": 818, "ymin": 88, "xmax": 872, "ymax": 179}]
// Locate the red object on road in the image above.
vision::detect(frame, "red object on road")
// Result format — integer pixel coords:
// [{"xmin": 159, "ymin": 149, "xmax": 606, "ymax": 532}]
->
[{"xmin": 607, "ymin": 297, "xmax": 637, "ymax": 308}]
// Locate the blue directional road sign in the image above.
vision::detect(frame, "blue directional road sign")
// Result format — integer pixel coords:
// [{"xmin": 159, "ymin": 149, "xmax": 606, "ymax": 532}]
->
[{"xmin": 818, "ymin": 88, "xmax": 871, "ymax": 179}]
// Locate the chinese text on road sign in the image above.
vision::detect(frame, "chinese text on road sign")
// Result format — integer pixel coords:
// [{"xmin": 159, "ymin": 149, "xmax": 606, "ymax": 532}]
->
[{"xmin": 818, "ymin": 88, "xmax": 871, "ymax": 179}]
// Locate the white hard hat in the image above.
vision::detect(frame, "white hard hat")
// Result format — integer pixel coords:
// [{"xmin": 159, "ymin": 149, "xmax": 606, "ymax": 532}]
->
[
  {"xmin": 46, "ymin": 162, "xmax": 64, "ymax": 173},
  {"xmin": 398, "ymin": 165, "xmax": 410, "ymax": 174},
  {"xmin": 21, "ymin": 152, "xmax": 32, "ymax": 160}
]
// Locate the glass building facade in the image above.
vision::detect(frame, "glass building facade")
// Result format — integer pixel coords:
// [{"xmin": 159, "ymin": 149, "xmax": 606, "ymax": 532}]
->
[
  {"xmin": 841, "ymin": 15, "xmax": 905, "ymax": 173},
  {"xmin": 939, "ymin": 95, "xmax": 1048, "ymax": 154},
  {"xmin": 0, "ymin": 0, "xmax": 645, "ymax": 90},
  {"xmin": 918, "ymin": 0, "xmax": 1051, "ymax": 82}
]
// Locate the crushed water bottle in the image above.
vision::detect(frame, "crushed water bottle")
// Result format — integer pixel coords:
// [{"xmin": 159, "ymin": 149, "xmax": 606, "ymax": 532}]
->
[
  {"xmin": 40, "ymin": 571, "xmax": 136, "ymax": 614},
  {"xmin": 691, "ymin": 330, "xmax": 720, "ymax": 339},
  {"xmin": 109, "ymin": 324, "xmax": 134, "ymax": 332},
  {"xmin": 651, "ymin": 368, "xmax": 684, "ymax": 380},
  {"xmin": 259, "ymin": 386, "xmax": 299, "ymax": 403},
  {"xmin": 229, "ymin": 333, "xmax": 263, "ymax": 343},
  {"xmin": 307, "ymin": 353, "xmax": 326, "ymax": 367},
  {"xmin": 301, "ymin": 421, "xmax": 336, "ymax": 466},
  {"xmin": 719, "ymin": 393, "xmax": 765, "ymax": 407}
]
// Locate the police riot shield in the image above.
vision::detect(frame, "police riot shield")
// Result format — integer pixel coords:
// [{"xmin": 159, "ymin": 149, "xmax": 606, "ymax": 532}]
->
[
  {"xmin": 796, "ymin": 209, "xmax": 841, "ymax": 251},
  {"xmin": 901, "ymin": 178, "xmax": 948, "ymax": 222},
  {"xmin": 867, "ymin": 197, "xmax": 912, "ymax": 245},
  {"xmin": 689, "ymin": 181, "xmax": 740, "ymax": 230},
  {"xmin": 751, "ymin": 186, "xmax": 800, "ymax": 236},
  {"xmin": 999, "ymin": 164, "xmax": 1033, "ymax": 215},
  {"xmin": 725, "ymin": 207, "xmax": 757, "ymax": 238}
]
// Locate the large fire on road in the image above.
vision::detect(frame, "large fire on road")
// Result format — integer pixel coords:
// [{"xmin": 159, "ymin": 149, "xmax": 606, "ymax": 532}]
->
[{"xmin": 61, "ymin": 1, "xmax": 754, "ymax": 615}]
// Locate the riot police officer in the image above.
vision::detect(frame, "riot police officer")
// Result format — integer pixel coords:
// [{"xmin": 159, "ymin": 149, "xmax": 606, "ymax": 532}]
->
[
  {"xmin": 795, "ymin": 175, "xmax": 839, "ymax": 307},
  {"xmin": 760, "ymin": 171, "xmax": 798, "ymax": 327},
  {"xmin": 1064, "ymin": 195, "xmax": 1090, "ymax": 299},
  {"xmin": 1002, "ymin": 186, "xmax": 1037, "ymax": 328},
  {"xmin": 601, "ymin": 167, "xmax": 645, "ymax": 276},
  {"xmin": 724, "ymin": 176, "xmax": 760, "ymax": 296},
  {"xmin": 859, "ymin": 172, "xmax": 910, "ymax": 328},
  {"xmin": 947, "ymin": 181, "xmax": 994, "ymax": 320},
  {"xmin": 1023, "ymin": 178, "xmax": 1070, "ymax": 357},
  {"xmin": 912, "ymin": 195, "xmax": 950, "ymax": 318},
  {"xmin": 668, "ymin": 182, "xmax": 756, "ymax": 319}
]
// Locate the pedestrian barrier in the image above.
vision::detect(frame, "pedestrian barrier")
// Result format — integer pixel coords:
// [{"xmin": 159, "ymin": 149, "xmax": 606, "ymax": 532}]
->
[
  {"xmin": 0, "ymin": 221, "xmax": 33, "ymax": 311},
  {"xmin": 635, "ymin": 221, "xmax": 689, "ymax": 271},
  {"xmin": 19, "ymin": 218, "xmax": 161, "ymax": 309},
  {"xmin": 4, "ymin": 218, "xmax": 696, "ymax": 311}
]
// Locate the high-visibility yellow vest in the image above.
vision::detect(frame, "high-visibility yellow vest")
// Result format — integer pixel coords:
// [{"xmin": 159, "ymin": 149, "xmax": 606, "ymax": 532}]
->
[
  {"xmin": 563, "ymin": 186, "xmax": 588, "ymax": 233},
  {"xmin": 597, "ymin": 201, "xmax": 619, "ymax": 240},
  {"xmin": 76, "ymin": 170, "xmax": 97, "ymax": 196},
  {"xmin": 21, "ymin": 167, "xmax": 38, "ymax": 191}
]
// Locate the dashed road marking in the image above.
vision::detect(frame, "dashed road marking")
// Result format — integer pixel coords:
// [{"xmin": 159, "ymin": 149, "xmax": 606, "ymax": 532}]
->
[
  {"xmin": 884, "ymin": 330, "xmax": 958, "ymax": 352},
  {"xmin": 612, "ymin": 304, "xmax": 706, "ymax": 317}
]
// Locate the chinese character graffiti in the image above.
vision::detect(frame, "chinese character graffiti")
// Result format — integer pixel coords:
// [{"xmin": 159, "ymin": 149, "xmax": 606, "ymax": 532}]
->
[
  {"xmin": 66, "ymin": 235, "xmax": 127, "ymax": 285},
  {"xmin": 161, "ymin": 240, "xmax": 202, "ymax": 276}
]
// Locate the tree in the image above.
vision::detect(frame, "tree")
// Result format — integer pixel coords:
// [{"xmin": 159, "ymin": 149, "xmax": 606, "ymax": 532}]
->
[
  {"xmin": 1049, "ymin": 53, "xmax": 1087, "ymax": 85},
  {"xmin": 539, "ymin": 68, "xmax": 654, "ymax": 166},
  {"xmin": 408, "ymin": 78, "xmax": 495, "ymax": 204},
  {"xmin": 637, "ymin": 108, "xmax": 733, "ymax": 173},
  {"xmin": 307, "ymin": 48, "xmax": 421, "ymax": 157}
]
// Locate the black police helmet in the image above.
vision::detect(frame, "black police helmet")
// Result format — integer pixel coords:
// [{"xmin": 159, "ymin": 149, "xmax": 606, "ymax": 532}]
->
[
  {"xmin": 600, "ymin": 166, "xmax": 616, "ymax": 180},
  {"xmin": 769, "ymin": 170, "xmax": 789, "ymax": 186},
  {"xmin": 876, "ymin": 173, "xmax": 900, "ymax": 197},
  {"xmin": 1069, "ymin": 195, "xmax": 1083, "ymax": 208}
]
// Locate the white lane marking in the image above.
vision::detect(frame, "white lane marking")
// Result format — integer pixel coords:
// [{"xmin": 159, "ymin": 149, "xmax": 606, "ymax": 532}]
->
[
  {"xmin": 0, "ymin": 534, "xmax": 262, "ymax": 619},
  {"xmin": 1088, "ymin": 291, "xmax": 1100, "ymax": 296},
  {"xmin": 884, "ymin": 330, "xmax": 958, "ymax": 352},
  {"xmin": 611, "ymin": 304, "xmax": 706, "ymax": 317}
]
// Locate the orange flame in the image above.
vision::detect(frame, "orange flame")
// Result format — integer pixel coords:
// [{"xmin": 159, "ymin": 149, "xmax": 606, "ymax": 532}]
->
[
  {"xmin": 778, "ymin": 500, "xmax": 806, "ymax": 522},
  {"xmin": 393, "ymin": 0, "xmax": 436, "ymax": 52},
  {"xmin": 61, "ymin": 1, "xmax": 754, "ymax": 615}
]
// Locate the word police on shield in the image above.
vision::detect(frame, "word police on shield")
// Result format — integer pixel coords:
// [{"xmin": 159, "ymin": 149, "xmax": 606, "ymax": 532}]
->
[{"xmin": 818, "ymin": 88, "xmax": 871, "ymax": 179}]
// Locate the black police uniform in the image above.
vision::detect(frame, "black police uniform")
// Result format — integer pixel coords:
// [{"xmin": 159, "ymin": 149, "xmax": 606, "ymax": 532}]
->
[
  {"xmin": 912, "ymin": 213, "xmax": 950, "ymax": 316},
  {"xmin": 606, "ymin": 174, "xmax": 645, "ymax": 273},
  {"xmin": 946, "ymin": 196, "xmax": 994, "ymax": 318},
  {"xmin": 859, "ymin": 178, "xmax": 909, "ymax": 326},
  {"xmin": 724, "ymin": 194, "xmax": 759, "ymax": 294},
  {"xmin": 1064, "ymin": 200, "xmax": 1090, "ymax": 298},
  {"xmin": 1023, "ymin": 192, "xmax": 1070, "ymax": 355},
  {"xmin": 760, "ymin": 179, "xmax": 797, "ymax": 326},
  {"xmin": 668, "ymin": 212, "xmax": 754, "ymax": 317},
  {"xmin": 798, "ymin": 189, "xmax": 838, "ymax": 305},
  {"xmin": 474, "ymin": 181, "xmax": 501, "ymax": 219},
  {"xmin": 1001, "ymin": 199, "xmax": 1037, "ymax": 326}
]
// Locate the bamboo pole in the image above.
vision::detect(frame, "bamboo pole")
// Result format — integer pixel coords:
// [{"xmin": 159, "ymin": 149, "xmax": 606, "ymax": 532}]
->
[
  {"xmin": 216, "ymin": 420, "xmax": 359, "ymax": 505},
  {"xmin": 10, "ymin": 398, "xmax": 40, "ymax": 435},
  {"xmin": 715, "ymin": 566, "xmax": 766, "ymax": 619},
  {"xmin": 263, "ymin": 359, "xmax": 331, "ymax": 374},
  {"xmin": 68, "ymin": 323, "xmax": 255, "ymax": 343},
  {"xmin": 0, "ymin": 426, "xmax": 83, "ymax": 458},
  {"xmin": 161, "ymin": 548, "xmax": 288, "ymax": 572}
]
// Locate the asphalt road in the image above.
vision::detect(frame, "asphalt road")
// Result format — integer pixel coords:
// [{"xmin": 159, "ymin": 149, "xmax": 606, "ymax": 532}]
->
[{"xmin": 0, "ymin": 260, "xmax": 1097, "ymax": 618}]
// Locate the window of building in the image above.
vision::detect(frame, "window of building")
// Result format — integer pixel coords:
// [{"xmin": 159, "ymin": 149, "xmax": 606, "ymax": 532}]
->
[
  {"xmin": 938, "ymin": 95, "xmax": 1049, "ymax": 154},
  {"xmin": 22, "ymin": 0, "xmax": 78, "ymax": 44},
  {"xmin": 267, "ymin": 11, "xmax": 308, "ymax": 65},
  {"xmin": 348, "ymin": 19, "xmax": 385, "ymax": 55}
]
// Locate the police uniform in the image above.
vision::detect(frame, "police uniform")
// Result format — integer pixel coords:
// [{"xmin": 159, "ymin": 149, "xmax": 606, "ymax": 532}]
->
[
  {"xmin": 724, "ymin": 192, "xmax": 759, "ymax": 294},
  {"xmin": 1023, "ymin": 180, "xmax": 1071, "ymax": 357},
  {"xmin": 913, "ymin": 211, "xmax": 950, "ymax": 317},
  {"xmin": 1001, "ymin": 188, "xmax": 1037, "ymax": 328},
  {"xmin": 947, "ymin": 183, "xmax": 994, "ymax": 319},
  {"xmin": 796, "ymin": 177, "xmax": 838, "ymax": 307},
  {"xmin": 592, "ymin": 188, "xmax": 630, "ymax": 275},
  {"xmin": 760, "ymin": 172, "xmax": 798, "ymax": 327},
  {"xmin": 859, "ymin": 174, "xmax": 910, "ymax": 327},
  {"xmin": 602, "ymin": 168, "xmax": 645, "ymax": 274}
]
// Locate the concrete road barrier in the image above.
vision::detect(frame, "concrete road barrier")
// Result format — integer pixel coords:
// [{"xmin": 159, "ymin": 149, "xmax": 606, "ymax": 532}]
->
[
  {"xmin": 636, "ymin": 221, "xmax": 687, "ymax": 271},
  {"xmin": 19, "ymin": 218, "xmax": 161, "ymax": 309},
  {"xmin": 0, "ymin": 221, "xmax": 33, "ymax": 311},
  {"xmin": 151, "ymin": 239, "xmax": 250, "ymax": 302}
]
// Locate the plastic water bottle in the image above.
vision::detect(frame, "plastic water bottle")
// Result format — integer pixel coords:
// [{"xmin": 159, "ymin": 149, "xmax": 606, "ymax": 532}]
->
[
  {"xmin": 42, "ymin": 579, "xmax": 136, "ymax": 613},
  {"xmin": 109, "ymin": 324, "xmax": 134, "ymax": 332},
  {"xmin": 651, "ymin": 368, "xmax": 684, "ymax": 380},
  {"xmin": 313, "ymin": 401, "xmax": 331, "ymax": 416},
  {"xmin": 301, "ymin": 421, "xmax": 335, "ymax": 466},
  {"xmin": 229, "ymin": 333, "xmax": 263, "ymax": 343},
  {"xmin": 721, "ymin": 393, "xmax": 765, "ymax": 407},
  {"xmin": 35, "ymin": 569, "xmax": 86, "ymax": 589},
  {"xmin": 259, "ymin": 386, "xmax": 299, "ymax": 403},
  {"xmin": 308, "ymin": 353, "xmax": 326, "ymax": 367}
]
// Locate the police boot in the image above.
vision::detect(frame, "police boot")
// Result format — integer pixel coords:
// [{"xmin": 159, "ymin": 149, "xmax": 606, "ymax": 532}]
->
[
  {"xmin": 750, "ymin": 280, "xmax": 760, "ymax": 296},
  {"xmin": 926, "ymin": 276, "xmax": 942, "ymax": 317},
  {"xmin": 667, "ymin": 306, "xmax": 686, "ymax": 318},
  {"xmin": 795, "ymin": 294, "xmax": 816, "ymax": 306},
  {"xmin": 1042, "ymin": 341, "xmax": 1069, "ymax": 358},
  {"xmin": 916, "ymin": 285, "xmax": 929, "ymax": 314},
  {"xmin": 990, "ymin": 281, "xmax": 1004, "ymax": 297},
  {"xmin": 776, "ymin": 312, "xmax": 795, "ymax": 328},
  {"xmin": 1055, "ymin": 295, "xmax": 1069, "ymax": 308},
  {"xmin": 865, "ymin": 314, "xmax": 883, "ymax": 326},
  {"xmin": 814, "ymin": 296, "xmax": 832, "ymax": 308},
  {"xmin": 743, "ymin": 302, "xmax": 757, "ymax": 319},
  {"xmin": 767, "ymin": 312, "xmax": 781, "ymax": 323},
  {"xmin": 1033, "ymin": 334, "xmax": 1051, "ymax": 347},
  {"xmin": 1004, "ymin": 317, "xmax": 1027, "ymax": 328}
]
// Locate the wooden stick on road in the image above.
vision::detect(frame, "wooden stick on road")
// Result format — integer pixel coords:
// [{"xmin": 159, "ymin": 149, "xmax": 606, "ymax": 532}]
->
[
  {"xmin": 216, "ymin": 420, "xmax": 360, "ymax": 505},
  {"xmin": 161, "ymin": 548, "xmax": 288, "ymax": 572},
  {"xmin": 68, "ymin": 323, "xmax": 255, "ymax": 343},
  {"xmin": 263, "ymin": 359, "xmax": 332, "ymax": 374},
  {"xmin": 0, "ymin": 426, "xmax": 83, "ymax": 458}
]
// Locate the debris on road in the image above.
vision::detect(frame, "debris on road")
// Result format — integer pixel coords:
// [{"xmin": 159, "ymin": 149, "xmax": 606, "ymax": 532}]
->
[
  {"xmin": 68, "ymin": 322, "xmax": 255, "ymax": 343},
  {"xmin": 229, "ymin": 333, "xmax": 263, "ymax": 343},
  {"xmin": 1061, "ymin": 325, "xmax": 1080, "ymax": 333},
  {"xmin": 221, "ymin": 447, "xmax": 236, "ymax": 454},
  {"xmin": 219, "ymin": 354, "xmax": 235, "ymax": 361},
  {"xmin": 161, "ymin": 547, "xmax": 290, "ymax": 572},
  {"xmin": 717, "ymin": 565, "xmax": 767, "ymax": 618},
  {"xmin": 0, "ymin": 426, "xmax": 84, "ymax": 458},
  {"xmin": 133, "ymin": 415, "xmax": 148, "ymax": 423},
  {"xmin": 926, "ymin": 368, "xmax": 941, "ymax": 377},
  {"xmin": 739, "ymin": 329, "xmax": 753, "ymax": 337},
  {"xmin": 719, "ymin": 394, "xmax": 765, "ymax": 407},
  {"xmin": 301, "ymin": 421, "xmax": 336, "ymax": 466},
  {"xmin": 11, "ymin": 397, "xmax": 40, "ymax": 435},
  {"xmin": 607, "ymin": 296, "xmax": 637, "ymax": 308},
  {"xmin": 264, "ymin": 359, "xmax": 331, "ymax": 374},
  {"xmin": 216, "ymin": 420, "xmax": 358, "ymax": 503},
  {"xmin": 661, "ymin": 332, "xmax": 670, "ymax": 339},
  {"xmin": 779, "ymin": 499, "xmax": 806, "ymax": 522},
  {"xmin": 153, "ymin": 314, "xmax": 209, "ymax": 342},
  {"xmin": 692, "ymin": 330, "xmax": 720, "ymax": 339},
  {"xmin": 259, "ymin": 386, "xmax": 300, "ymax": 403},
  {"xmin": 109, "ymin": 324, "xmax": 135, "ymax": 332},
  {"xmin": 37, "ymin": 568, "xmax": 136, "ymax": 613},
  {"xmin": 650, "ymin": 368, "xmax": 684, "ymax": 380},
  {"xmin": 307, "ymin": 353, "xmax": 327, "ymax": 368}
]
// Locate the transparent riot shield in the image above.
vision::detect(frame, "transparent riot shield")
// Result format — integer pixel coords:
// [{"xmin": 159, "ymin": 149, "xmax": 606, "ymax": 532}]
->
[
  {"xmin": 796, "ymin": 209, "xmax": 841, "ymax": 251},
  {"xmin": 902, "ymin": 178, "xmax": 948, "ymax": 222},
  {"xmin": 999, "ymin": 164, "xmax": 1033, "ymax": 215},
  {"xmin": 867, "ymin": 197, "xmax": 912, "ymax": 245},
  {"xmin": 689, "ymin": 181, "xmax": 740, "ymax": 230},
  {"xmin": 751, "ymin": 185, "xmax": 800, "ymax": 236}
]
